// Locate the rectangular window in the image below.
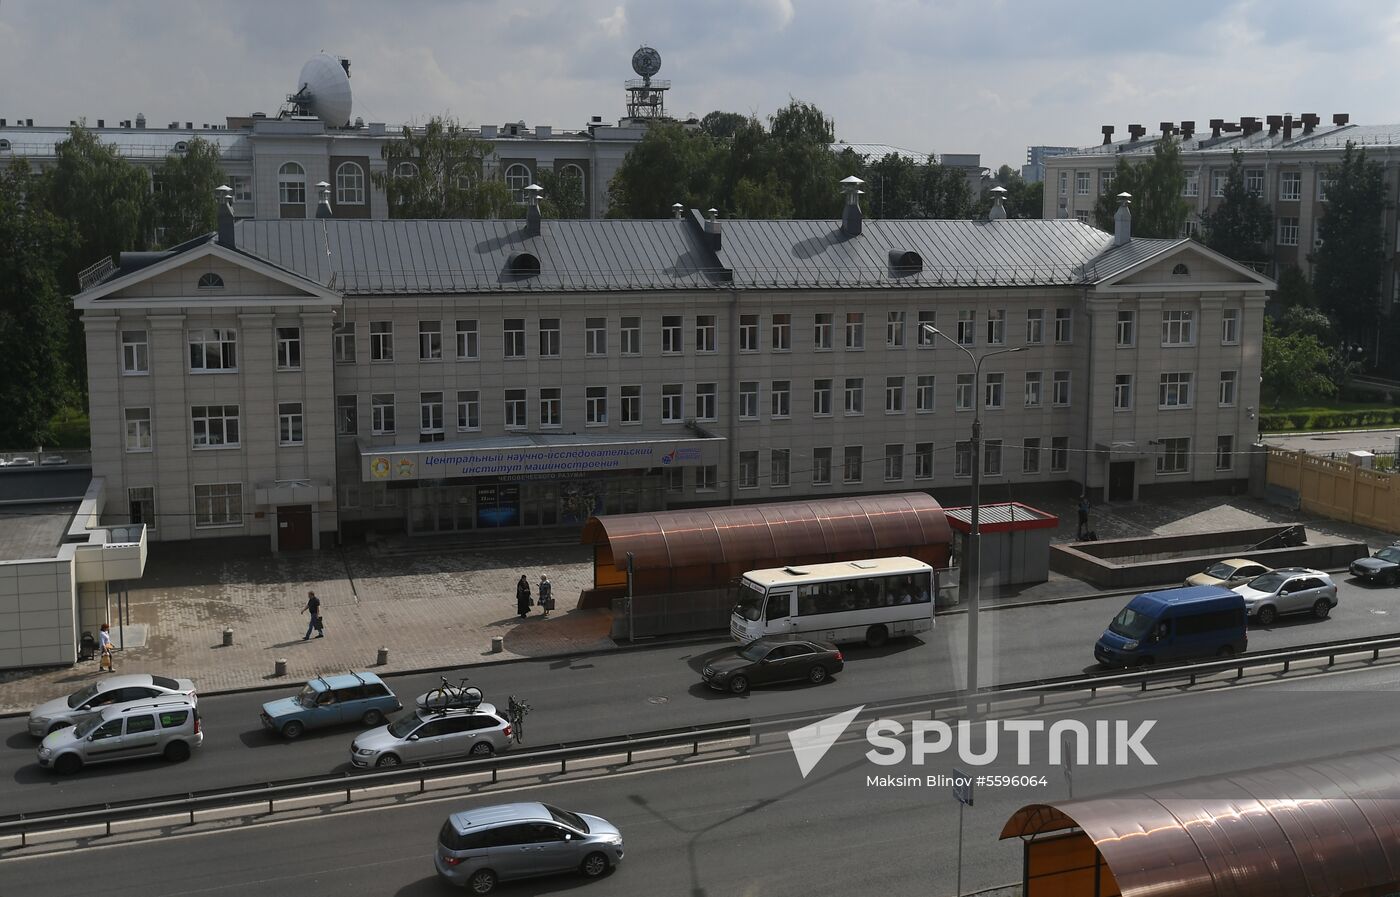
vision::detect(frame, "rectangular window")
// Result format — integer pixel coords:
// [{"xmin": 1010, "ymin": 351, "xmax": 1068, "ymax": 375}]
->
[
  {"xmin": 770, "ymin": 381, "xmax": 790, "ymax": 419},
  {"xmin": 771, "ymin": 449, "xmax": 790, "ymax": 487},
  {"xmin": 457, "ymin": 390, "xmax": 480, "ymax": 431},
  {"xmin": 371, "ymin": 394, "xmax": 395, "ymax": 434},
  {"xmin": 418, "ymin": 321, "xmax": 441, "ymax": 360},
  {"xmin": 1161, "ymin": 310, "xmax": 1195, "ymax": 346},
  {"xmin": 621, "ymin": 316, "xmax": 641, "ymax": 355},
  {"xmin": 189, "ymin": 328, "xmax": 238, "ymax": 371},
  {"xmin": 664, "ymin": 468, "xmax": 684, "ymax": 495},
  {"xmin": 191, "ymin": 404, "xmax": 240, "ymax": 448},
  {"xmin": 1317, "ymin": 176, "xmax": 1333, "ymax": 202},
  {"xmin": 504, "ymin": 319, "xmax": 526, "ymax": 358},
  {"xmin": 1211, "ymin": 170, "xmax": 1227, "ymax": 198},
  {"xmin": 1157, "ymin": 437, "xmax": 1190, "ymax": 474},
  {"xmin": 128, "ymin": 486, "xmax": 155, "ymax": 532},
  {"xmin": 194, "ymin": 483, "xmax": 242, "ymax": 528},
  {"xmin": 662, "ymin": 316, "xmax": 683, "ymax": 354},
  {"xmin": 740, "ymin": 314, "xmax": 759, "ymax": 352},
  {"xmin": 124, "ymin": 407, "xmax": 151, "ymax": 452},
  {"xmin": 695, "ymin": 315, "xmax": 717, "ymax": 353},
  {"xmin": 812, "ymin": 447, "xmax": 832, "ymax": 485},
  {"xmin": 1278, "ymin": 217, "xmax": 1299, "ymax": 246},
  {"xmin": 1054, "ymin": 308, "xmax": 1073, "ymax": 343},
  {"xmin": 843, "ymin": 378, "xmax": 864, "ymax": 415},
  {"xmin": 1159, "ymin": 372, "xmax": 1193, "ymax": 408},
  {"xmin": 333, "ymin": 322, "xmax": 355, "ymax": 363},
  {"xmin": 1216, "ymin": 435, "xmax": 1234, "ymax": 471},
  {"xmin": 620, "ymin": 385, "xmax": 641, "ymax": 424},
  {"xmin": 954, "ymin": 441, "xmax": 973, "ymax": 478},
  {"xmin": 1100, "ymin": 170, "xmax": 1115, "ymax": 193},
  {"xmin": 813, "ymin": 313, "xmax": 833, "ymax": 350},
  {"xmin": 1051, "ymin": 436, "xmax": 1069, "ymax": 472},
  {"xmin": 419, "ymin": 392, "xmax": 444, "ymax": 438},
  {"xmin": 1221, "ymin": 308, "xmax": 1240, "ymax": 345},
  {"xmin": 843, "ymin": 446, "xmax": 863, "ymax": 483},
  {"xmin": 696, "ymin": 383, "xmax": 717, "ymax": 421},
  {"xmin": 916, "ymin": 375, "xmax": 936, "ymax": 413},
  {"xmin": 504, "ymin": 389, "xmax": 526, "ymax": 429},
  {"xmin": 1116, "ymin": 310, "xmax": 1135, "ymax": 347},
  {"xmin": 917, "ymin": 311, "xmax": 936, "ymax": 348},
  {"xmin": 122, "ymin": 329, "xmax": 149, "ymax": 374},
  {"xmin": 1244, "ymin": 169, "xmax": 1264, "ymax": 195},
  {"xmin": 886, "ymin": 311, "xmax": 905, "ymax": 348},
  {"xmin": 955, "ymin": 373, "xmax": 974, "ymax": 411},
  {"xmin": 369, "ymin": 321, "xmax": 393, "ymax": 362},
  {"xmin": 539, "ymin": 387, "xmax": 562, "ymax": 427},
  {"xmin": 538, "ymin": 318, "xmax": 560, "ymax": 358},
  {"xmin": 586, "ymin": 317, "xmax": 608, "ymax": 356},
  {"xmin": 984, "ymin": 373, "xmax": 1004, "ymax": 410},
  {"xmin": 336, "ymin": 395, "xmax": 358, "ymax": 435},
  {"xmin": 885, "ymin": 376, "xmax": 904, "ymax": 413},
  {"xmin": 697, "ymin": 465, "xmax": 718, "ymax": 492},
  {"xmin": 983, "ymin": 439, "xmax": 1003, "ymax": 477},
  {"xmin": 456, "ymin": 320, "xmax": 479, "ymax": 360},
  {"xmin": 1052, "ymin": 371, "xmax": 1071, "ymax": 406},
  {"xmin": 914, "ymin": 443, "xmax": 934, "ymax": 480},
  {"xmin": 1075, "ymin": 171, "xmax": 1090, "ymax": 195},
  {"xmin": 1023, "ymin": 437, "xmax": 1041, "ymax": 474},
  {"xmin": 812, "ymin": 379, "xmax": 833, "ymax": 416},
  {"xmin": 1113, "ymin": 374, "xmax": 1133, "ymax": 411},
  {"xmin": 985, "ymin": 309, "xmax": 1006, "ymax": 345},
  {"xmin": 771, "ymin": 314, "xmax": 791, "ymax": 350},
  {"xmin": 662, "ymin": 384, "xmax": 683, "ymax": 422},
  {"xmin": 279, "ymin": 401, "xmax": 304, "ymax": 445},
  {"xmin": 1219, "ymin": 370, "xmax": 1238, "ymax": 406},
  {"xmin": 1025, "ymin": 309, "xmax": 1043, "ymax": 344},
  {"xmin": 231, "ymin": 176, "xmax": 252, "ymax": 202},
  {"xmin": 1024, "ymin": 371, "xmax": 1043, "ymax": 407},
  {"xmin": 1183, "ymin": 170, "xmax": 1199, "ymax": 197},
  {"xmin": 956, "ymin": 310, "xmax": 975, "ymax": 346},
  {"xmin": 884, "ymin": 444, "xmax": 904, "ymax": 481},
  {"xmin": 1058, "ymin": 171, "xmax": 1068, "ymax": 196},
  {"xmin": 739, "ymin": 382, "xmax": 759, "ymax": 420},
  {"xmin": 844, "ymin": 312, "xmax": 864, "ymax": 350},
  {"xmin": 1279, "ymin": 171, "xmax": 1301, "ymax": 201},
  {"xmin": 738, "ymin": 451, "xmax": 759, "ymax": 489},
  {"xmin": 1074, "ymin": 210, "xmax": 1090, "ymax": 224}
]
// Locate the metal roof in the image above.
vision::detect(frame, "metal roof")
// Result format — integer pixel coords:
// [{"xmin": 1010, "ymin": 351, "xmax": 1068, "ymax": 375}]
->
[
  {"xmin": 1057, "ymin": 122, "xmax": 1395, "ymax": 158},
  {"xmin": 830, "ymin": 142, "xmax": 932, "ymax": 163},
  {"xmin": 943, "ymin": 502, "xmax": 1059, "ymax": 533},
  {"xmin": 0, "ymin": 127, "xmax": 251, "ymax": 159}
]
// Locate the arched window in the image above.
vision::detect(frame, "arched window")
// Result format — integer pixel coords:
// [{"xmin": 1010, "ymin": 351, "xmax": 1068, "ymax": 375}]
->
[
  {"xmin": 197, "ymin": 272, "xmax": 224, "ymax": 290},
  {"xmin": 394, "ymin": 161, "xmax": 419, "ymax": 178},
  {"xmin": 504, "ymin": 163, "xmax": 532, "ymax": 203},
  {"xmin": 1171, "ymin": 263, "xmax": 1190, "ymax": 277},
  {"xmin": 454, "ymin": 167, "xmax": 474, "ymax": 192},
  {"xmin": 335, "ymin": 162, "xmax": 365, "ymax": 205},
  {"xmin": 279, "ymin": 162, "xmax": 306, "ymax": 205}
]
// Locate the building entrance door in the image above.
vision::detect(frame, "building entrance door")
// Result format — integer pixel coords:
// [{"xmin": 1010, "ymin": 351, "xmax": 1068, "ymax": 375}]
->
[
  {"xmin": 1108, "ymin": 461, "xmax": 1136, "ymax": 502},
  {"xmin": 278, "ymin": 505, "xmax": 313, "ymax": 550}
]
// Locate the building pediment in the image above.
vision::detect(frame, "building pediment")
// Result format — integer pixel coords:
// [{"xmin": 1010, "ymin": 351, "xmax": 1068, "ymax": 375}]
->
[{"xmin": 1090, "ymin": 240, "xmax": 1276, "ymax": 294}]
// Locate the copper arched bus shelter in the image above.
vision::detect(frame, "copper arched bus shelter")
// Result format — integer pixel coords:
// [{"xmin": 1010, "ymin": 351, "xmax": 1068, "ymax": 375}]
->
[
  {"xmin": 999, "ymin": 747, "xmax": 1400, "ymax": 897},
  {"xmin": 578, "ymin": 493, "xmax": 953, "ymax": 628}
]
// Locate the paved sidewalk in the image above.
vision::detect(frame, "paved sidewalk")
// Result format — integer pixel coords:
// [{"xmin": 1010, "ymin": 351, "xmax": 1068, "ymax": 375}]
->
[{"xmin": 0, "ymin": 491, "xmax": 1393, "ymax": 715}]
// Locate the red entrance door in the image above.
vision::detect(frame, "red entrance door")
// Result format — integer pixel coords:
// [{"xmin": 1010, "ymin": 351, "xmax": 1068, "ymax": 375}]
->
[{"xmin": 278, "ymin": 505, "xmax": 313, "ymax": 550}]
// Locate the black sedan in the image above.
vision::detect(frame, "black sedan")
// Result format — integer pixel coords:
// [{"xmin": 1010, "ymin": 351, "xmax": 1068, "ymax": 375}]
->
[
  {"xmin": 702, "ymin": 639, "xmax": 844, "ymax": 695},
  {"xmin": 1351, "ymin": 545, "xmax": 1400, "ymax": 586}
]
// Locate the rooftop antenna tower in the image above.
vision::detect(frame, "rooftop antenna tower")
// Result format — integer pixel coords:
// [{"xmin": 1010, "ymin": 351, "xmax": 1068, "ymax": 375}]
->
[{"xmin": 625, "ymin": 46, "xmax": 670, "ymax": 122}]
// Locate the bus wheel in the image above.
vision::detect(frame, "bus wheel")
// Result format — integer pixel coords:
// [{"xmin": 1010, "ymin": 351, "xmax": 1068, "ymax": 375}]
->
[{"xmin": 865, "ymin": 625, "xmax": 889, "ymax": 649}]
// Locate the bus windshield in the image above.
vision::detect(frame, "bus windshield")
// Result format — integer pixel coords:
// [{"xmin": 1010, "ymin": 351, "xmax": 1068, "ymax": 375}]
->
[{"xmin": 734, "ymin": 580, "xmax": 766, "ymax": 622}]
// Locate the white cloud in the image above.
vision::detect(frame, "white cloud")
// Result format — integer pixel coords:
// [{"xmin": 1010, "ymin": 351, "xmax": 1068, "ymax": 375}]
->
[{"xmin": 598, "ymin": 4, "xmax": 627, "ymax": 37}]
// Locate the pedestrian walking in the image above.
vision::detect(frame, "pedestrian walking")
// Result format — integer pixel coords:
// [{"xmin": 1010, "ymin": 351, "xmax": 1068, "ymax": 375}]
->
[
  {"xmin": 1076, "ymin": 495, "xmax": 1091, "ymax": 540},
  {"xmin": 515, "ymin": 575, "xmax": 532, "ymax": 619},
  {"xmin": 538, "ymin": 575, "xmax": 554, "ymax": 617},
  {"xmin": 302, "ymin": 590, "xmax": 324, "ymax": 640},
  {"xmin": 98, "ymin": 622, "xmax": 115, "ymax": 671}
]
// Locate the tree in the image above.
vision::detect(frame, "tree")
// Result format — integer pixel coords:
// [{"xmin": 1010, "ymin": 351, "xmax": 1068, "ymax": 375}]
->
[
  {"xmin": 1271, "ymin": 265, "xmax": 1315, "ymax": 313},
  {"xmin": 0, "ymin": 162, "xmax": 76, "ymax": 447},
  {"xmin": 699, "ymin": 111, "xmax": 747, "ymax": 140},
  {"xmin": 973, "ymin": 165, "xmax": 1043, "ymax": 219},
  {"xmin": 373, "ymin": 117, "xmax": 516, "ymax": 218},
  {"xmin": 607, "ymin": 122, "xmax": 723, "ymax": 217},
  {"xmin": 1093, "ymin": 140, "xmax": 1188, "ymax": 238},
  {"xmin": 534, "ymin": 167, "xmax": 586, "ymax": 220},
  {"xmin": 768, "ymin": 100, "xmax": 844, "ymax": 218},
  {"xmin": 1201, "ymin": 149, "xmax": 1272, "ymax": 265},
  {"xmin": 1260, "ymin": 317, "xmax": 1336, "ymax": 407},
  {"xmin": 1312, "ymin": 142, "xmax": 1390, "ymax": 347},
  {"xmin": 152, "ymin": 137, "xmax": 223, "ymax": 245}
]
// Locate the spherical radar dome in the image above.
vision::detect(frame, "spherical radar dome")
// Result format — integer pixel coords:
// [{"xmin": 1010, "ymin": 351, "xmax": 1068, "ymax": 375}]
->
[{"xmin": 296, "ymin": 53, "xmax": 352, "ymax": 127}]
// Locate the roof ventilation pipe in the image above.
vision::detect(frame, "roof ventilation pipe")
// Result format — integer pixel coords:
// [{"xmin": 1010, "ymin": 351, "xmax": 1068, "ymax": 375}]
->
[
  {"xmin": 987, "ymin": 185, "xmax": 1008, "ymax": 220},
  {"xmin": 839, "ymin": 175, "xmax": 864, "ymax": 236},
  {"xmin": 215, "ymin": 185, "xmax": 236, "ymax": 247},
  {"xmin": 1113, "ymin": 192, "xmax": 1132, "ymax": 247},
  {"xmin": 315, "ymin": 182, "xmax": 333, "ymax": 219},
  {"xmin": 524, "ymin": 184, "xmax": 544, "ymax": 237},
  {"xmin": 671, "ymin": 202, "xmax": 684, "ymax": 219}
]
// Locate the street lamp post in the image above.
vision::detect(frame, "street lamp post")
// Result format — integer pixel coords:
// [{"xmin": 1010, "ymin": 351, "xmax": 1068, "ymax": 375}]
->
[{"xmin": 922, "ymin": 323, "xmax": 1026, "ymax": 704}]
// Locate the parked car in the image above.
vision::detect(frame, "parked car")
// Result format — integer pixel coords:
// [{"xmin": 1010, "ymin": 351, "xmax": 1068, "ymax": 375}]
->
[
  {"xmin": 701, "ymin": 638, "xmax": 844, "ymax": 695},
  {"xmin": 434, "ymin": 802, "xmax": 623, "ymax": 893},
  {"xmin": 38, "ymin": 698, "xmax": 202, "ymax": 774},
  {"xmin": 5, "ymin": 455, "xmax": 34, "ymax": 467},
  {"xmin": 28, "ymin": 674, "xmax": 198, "ymax": 737},
  {"xmin": 1350, "ymin": 544, "xmax": 1400, "ymax": 587},
  {"xmin": 261, "ymin": 672, "xmax": 402, "ymax": 739},
  {"xmin": 39, "ymin": 454, "xmax": 69, "ymax": 466},
  {"xmin": 1232, "ymin": 568, "xmax": 1338, "ymax": 625},
  {"xmin": 1184, "ymin": 558, "xmax": 1272, "ymax": 589},
  {"xmin": 350, "ymin": 703, "xmax": 512, "ymax": 768}
]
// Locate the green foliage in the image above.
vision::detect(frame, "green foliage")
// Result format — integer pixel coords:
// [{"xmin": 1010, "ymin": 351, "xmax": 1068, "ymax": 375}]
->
[
  {"xmin": 607, "ymin": 121, "xmax": 723, "ymax": 217},
  {"xmin": 152, "ymin": 137, "xmax": 223, "ymax": 246},
  {"xmin": 1258, "ymin": 405, "xmax": 1400, "ymax": 432},
  {"xmin": 1312, "ymin": 142, "xmax": 1390, "ymax": 345},
  {"xmin": 0, "ymin": 162, "xmax": 77, "ymax": 448},
  {"xmin": 1278, "ymin": 305, "xmax": 1335, "ymax": 344},
  {"xmin": 1271, "ymin": 265, "xmax": 1315, "ymax": 312},
  {"xmin": 699, "ymin": 111, "xmax": 746, "ymax": 140},
  {"xmin": 373, "ymin": 117, "xmax": 517, "ymax": 218},
  {"xmin": 1260, "ymin": 317, "xmax": 1337, "ymax": 408},
  {"xmin": 47, "ymin": 407, "xmax": 91, "ymax": 449},
  {"xmin": 1093, "ymin": 140, "xmax": 1189, "ymax": 238},
  {"xmin": 972, "ymin": 165, "xmax": 1042, "ymax": 219},
  {"xmin": 534, "ymin": 167, "xmax": 586, "ymax": 220},
  {"xmin": 1201, "ymin": 149, "xmax": 1272, "ymax": 265}
]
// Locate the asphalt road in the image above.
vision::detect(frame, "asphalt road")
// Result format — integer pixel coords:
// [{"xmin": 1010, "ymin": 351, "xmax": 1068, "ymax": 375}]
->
[
  {"xmin": 4, "ymin": 665, "xmax": 1399, "ymax": 897},
  {"xmin": 2, "ymin": 579, "xmax": 1397, "ymax": 816}
]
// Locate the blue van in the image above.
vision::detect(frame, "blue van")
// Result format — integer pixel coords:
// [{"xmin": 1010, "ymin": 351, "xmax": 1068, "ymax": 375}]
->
[{"xmin": 1095, "ymin": 585, "xmax": 1247, "ymax": 667}]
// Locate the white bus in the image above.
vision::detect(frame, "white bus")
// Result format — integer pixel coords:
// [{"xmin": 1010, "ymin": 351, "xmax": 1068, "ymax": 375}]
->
[{"xmin": 730, "ymin": 557, "xmax": 935, "ymax": 647}]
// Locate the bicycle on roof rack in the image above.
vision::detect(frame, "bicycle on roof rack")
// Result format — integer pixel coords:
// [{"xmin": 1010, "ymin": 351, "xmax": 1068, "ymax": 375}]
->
[
  {"xmin": 418, "ymin": 675, "xmax": 483, "ymax": 713},
  {"xmin": 507, "ymin": 695, "xmax": 531, "ymax": 744}
]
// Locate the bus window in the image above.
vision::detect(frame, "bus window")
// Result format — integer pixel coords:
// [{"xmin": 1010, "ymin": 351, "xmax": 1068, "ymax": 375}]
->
[{"xmin": 766, "ymin": 593, "xmax": 791, "ymax": 621}]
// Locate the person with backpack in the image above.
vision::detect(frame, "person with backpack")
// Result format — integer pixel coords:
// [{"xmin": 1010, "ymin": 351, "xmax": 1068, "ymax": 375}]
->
[
  {"xmin": 515, "ymin": 575, "xmax": 532, "ymax": 619},
  {"xmin": 538, "ymin": 575, "xmax": 554, "ymax": 617}
]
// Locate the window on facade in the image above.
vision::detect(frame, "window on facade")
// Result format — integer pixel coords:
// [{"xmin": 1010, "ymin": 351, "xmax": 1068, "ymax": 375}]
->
[
  {"xmin": 844, "ymin": 378, "xmax": 864, "ymax": 415},
  {"xmin": 197, "ymin": 272, "xmax": 224, "ymax": 290},
  {"xmin": 1182, "ymin": 171, "xmax": 1199, "ymax": 197},
  {"xmin": 738, "ymin": 451, "xmax": 759, "ymax": 489},
  {"xmin": 370, "ymin": 321, "xmax": 393, "ymax": 361},
  {"xmin": 336, "ymin": 395, "xmax": 358, "ymax": 435},
  {"xmin": 1221, "ymin": 308, "xmax": 1240, "ymax": 345},
  {"xmin": 1317, "ymin": 177, "xmax": 1333, "ymax": 202},
  {"xmin": 419, "ymin": 392, "xmax": 444, "ymax": 439},
  {"xmin": 279, "ymin": 402, "xmax": 304, "ymax": 445},
  {"xmin": 844, "ymin": 312, "xmax": 864, "ymax": 349},
  {"xmin": 585, "ymin": 386, "xmax": 607, "ymax": 426},
  {"xmin": 662, "ymin": 316, "xmax": 683, "ymax": 354},
  {"xmin": 813, "ymin": 313, "xmax": 833, "ymax": 350},
  {"xmin": 812, "ymin": 379, "xmax": 833, "ymax": 416},
  {"xmin": 954, "ymin": 441, "xmax": 973, "ymax": 478},
  {"xmin": 917, "ymin": 311, "xmax": 936, "ymax": 348},
  {"xmin": 539, "ymin": 388, "xmax": 562, "ymax": 427},
  {"xmin": 189, "ymin": 328, "xmax": 237, "ymax": 371},
  {"xmin": 457, "ymin": 391, "xmax": 480, "ymax": 431},
  {"xmin": 696, "ymin": 383, "xmax": 717, "ymax": 421},
  {"xmin": 1113, "ymin": 374, "xmax": 1133, "ymax": 410},
  {"xmin": 843, "ymin": 446, "xmax": 864, "ymax": 483},
  {"xmin": 664, "ymin": 468, "xmax": 684, "ymax": 495},
  {"xmin": 1278, "ymin": 217, "xmax": 1299, "ymax": 246},
  {"xmin": 620, "ymin": 385, "xmax": 641, "ymax": 424},
  {"xmin": 771, "ymin": 449, "xmax": 790, "ymax": 487},
  {"xmin": 1242, "ymin": 168, "xmax": 1264, "ymax": 195},
  {"xmin": 1058, "ymin": 171, "xmax": 1068, "ymax": 196},
  {"xmin": 122, "ymin": 330, "xmax": 149, "ymax": 374},
  {"xmin": 504, "ymin": 389, "xmax": 526, "ymax": 429},
  {"xmin": 128, "ymin": 486, "xmax": 156, "ymax": 531},
  {"xmin": 1116, "ymin": 310, "xmax": 1135, "ymax": 347},
  {"xmin": 662, "ymin": 384, "xmax": 683, "ymax": 422},
  {"xmin": 1100, "ymin": 170, "xmax": 1115, "ymax": 193},
  {"xmin": 984, "ymin": 373, "xmax": 1005, "ymax": 409},
  {"xmin": 696, "ymin": 315, "xmax": 717, "ymax": 353},
  {"xmin": 585, "ymin": 318, "xmax": 607, "ymax": 356},
  {"xmin": 1219, "ymin": 370, "xmax": 1238, "ymax": 406},
  {"xmin": 194, "ymin": 483, "xmax": 242, "ymax": 528},
  {"xmin": 416, "ymin": 321, "xmax": 441, "ymax": 360},
  {"xmin": 740, "ymin": 315, "xmax": 759, "ymax": 352},
  {"xmin": 884, "ymin": 444, "xmax": 904, "ymax": 481},
  {"xmin": 1216, "ymin": 435, "xmax": 1235, "ymax": 471},
  {"xmin": 885, "ymin": 376, "xmax": 904, "ymax": 413},
  {"xmin": 770, "ymin": 381, "xmax": 790, "ymax": 419},
  {"xmin": 956, "ymin": 310, "xmax": 975, "ymax": 346},
  {"xmin": 191, "ymin": 404, "xmax": 240, "ymax": 447},
  {"xmin": 620, "ymin": 317, "xmax": 641, "ymax": 355},
  {"xmin": 1159, "ymin": 372, "xmax": 1193, "ymax": 408},
  {"xmin": 501, "ymin": 319, "xmax": 525, "ymax": 358},
  {"xmin": 1052, "ymin": 371, "xmax": 1071, "ymax": 406},
  {"xmin": 739, "ymin": 382, "xmax": 759, "ymax": 420},
  {"xmin": 231, "ymin": 176, "xmax": 252, "ymax": 202},
  {"xmin": 538, "ymin": 318, "xmax": 560, "ymax": 358},
  {"xmin": 124, "ymin": 408, "xmax": 152, "ymax": 452},
  {"xmin": 955, "ymin": 373, "xmax": 974, "ymax": 411},
  {"xmin": 983, "ymin": 440, "xmax": 1003, "ymax": 476},
  {"xmin": 1024, "ymin": 371, "xmax": 1043, "ymax": 407},
  {"xmin": 1023, "ymin": 437, "xmax": 1042, "ymax": 474},
  {"xmin": 886, "ymin": 311, "xmax": 905, "ymax": 348},
  {"xmin": 335, "ymin": 162, "xmax": 365, "ymax": 204},
  {"xmin": 985, "ymin": 309, "xmax": 1006, "ymax": 345},
  {"xmin": 1025, "ymin": 308, "xmax": 1043, "ymax": 344},
  {"xmin": 771, "ymin": 314, "xmax": 792, "ymax": 350},
  {"xmin": 1211, "ymin": 170, "xmax": 1226, "ymax": 198},
  {"xmin": 1074, "ymin": 210, "xmax": 1090, "ymax": 224},
  {"xmin": 278, "ymin": 162, "xmax": 306, "ymax": 205},
  {"xmin": 1161, "ymin": 310, "xmax": 1194, "ymax": 346},
  {"xmin": 504, "ymin": 164, "xmax": 532, "ymax": 203},
  {"xmin": 697, "ymin": 465, "xmax": 718, "ymax": 492},
  {"xmin": 914, "ymin": 443, "xmax": 934, "ymax": 480},
  {"xmin": 812, "ymin": 447, "xmax": 833, "ymax": 485},
  {"xmin": 1075, "ymin": 171, "xmax": 1090, "ymax": 195},
  {"xmin": 456, "ymin": 320, "xmax": 478, "ymax": 359},
  {"xmin": 916, "ymin": 375, "xmax": 936, "ymax": 412},
  {"xmin": 1054, "ymin": 308, "xmax": 1073, "ymax": 343},
  {"xmin": 371, "ymin": 394, "xmax": 395, "ymax": 434},
  {"xmin": 1279, "ymin": 171, "xmax": 1301, "ymax": 201},
  {"xmin": 1051, "ymin": 436, "xmax": 1069, "ymax": 472},
  {"xmin": 333, "ymin": 322, "xmax": 355, "ymax": 363},
  {"xmin": 1157, "ymin": 437, "xmax": 1190, "ymax": 474}
]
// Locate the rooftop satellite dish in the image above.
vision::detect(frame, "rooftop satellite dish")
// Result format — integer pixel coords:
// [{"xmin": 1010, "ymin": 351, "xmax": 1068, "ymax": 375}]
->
[
  {"xmin": 632, "ymin": 46, "xmax": 662, "ymax": 80},
  {"xmin": 290, "ymin": 53, "xmax": 353, "ymax": 127}
]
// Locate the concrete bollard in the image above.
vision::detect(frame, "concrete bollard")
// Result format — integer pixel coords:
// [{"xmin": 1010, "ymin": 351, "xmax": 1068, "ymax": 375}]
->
[
  {"xmin": 377, "ymin": 647, "xmax": 389, "ymax": 666},
  {"xmin": 222, "ymin": 628, "xmax": 234, "ymax": 647},
  {"xmin": 491, "ymin": 635, "xmax": 504, "ymax": 654},
  {"xmin": 274, "ymin": 658, "xmax": 287, "ymax": 677}
]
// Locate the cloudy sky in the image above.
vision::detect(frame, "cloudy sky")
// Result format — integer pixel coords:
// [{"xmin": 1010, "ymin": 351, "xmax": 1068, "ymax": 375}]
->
[{"xmin": 3, "ymin": 0, "xmax": 1399, "ymax": 170}]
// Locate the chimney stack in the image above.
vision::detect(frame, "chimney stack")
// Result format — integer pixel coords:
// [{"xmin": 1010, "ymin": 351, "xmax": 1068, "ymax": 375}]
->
[
  {"xmin": 524, "ymin": 183, "xmax": 544, "ymax": 237},
  {"xmin": 1113, "ymin": 192, "xmax": 1132, "ymax": 247},
  {"xmin": 1159, "ymin": 121, "xmax": 1175, "ymax": 137},
  {"xmin": 1101, "ymin": 125, "xmax": 1115, "ymax": 145},
  {"xmin": 1332, "ymin": 113, "xmax": 1350, "ymax": 126},
  {"xmin": 988, "ymin": 186, "xmax": 1008, "ymax": 221},
  {"xmin": 1266, "ymin": 115, "xmax": 1282, "ymax": 137},
  {"xmin": 1283, "ymin": 114, "xmax": 1294, "ymax": 141},
  {"xmin": 215, "ymin": 185, "xmax": 235, "ymax": 247},
  {"xmin": 1209, "ymin": 118, "xmax": 1224, "ymax": 139},
  {"xmin": 1240, "ymin": 116, "xmax": 1258, "ymax": 136},
  {"xmin": 839, "ymin": 175, "xmax": 865, "ymax": 237},
  {"xmin": 1127, "ymin": 124, "xmax": 1145, "ymax": 142},
  {"xmin": 315, "ymin": 182, "xmax": 333, "ymax": 219},
  {"xmin": 705, "ymin": 207, "xmax": 723, "ymax": 250},
  {"xmin": 671, "ymin": 202, "xmax": 684, "ymax": 219},
  {"xmin": 1180, "ymin": 120, "xmax": 1195, "ymax": 140},
  {"xmin": 135, "ymin": 113, "xmax": 145, "ymax": 129},
  {"xmin": 1300, "ymin": 113, "xmax": 1319, "ymax": 134}
]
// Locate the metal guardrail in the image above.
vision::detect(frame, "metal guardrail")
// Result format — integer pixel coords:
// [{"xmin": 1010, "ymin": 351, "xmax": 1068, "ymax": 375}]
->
[{"xmin": 6, "ymin": 631, "xmax": 1400, "ymax": 846}]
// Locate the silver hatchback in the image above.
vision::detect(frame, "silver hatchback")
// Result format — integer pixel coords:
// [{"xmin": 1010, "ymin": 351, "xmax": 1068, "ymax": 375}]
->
[
  {"xmin": 350, "ymin": 703, "xmax": 511, "ymax": 768},
  {"xmin": 434, "ymin": 802, "xmax": 624, "ymax": 894}
]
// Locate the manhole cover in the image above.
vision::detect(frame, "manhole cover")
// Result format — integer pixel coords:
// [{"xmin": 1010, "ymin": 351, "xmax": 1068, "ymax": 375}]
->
[{"xmin": 648, "ymin": 696, "xmax": 670, "ymax": 704}]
